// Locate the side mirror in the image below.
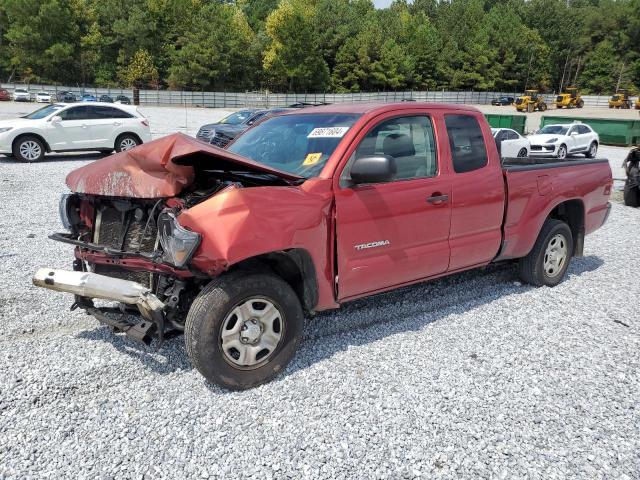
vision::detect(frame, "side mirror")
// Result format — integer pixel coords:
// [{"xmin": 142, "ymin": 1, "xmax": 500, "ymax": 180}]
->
[
  {"xmin": 350, "ymin": 155, "xmax": 397, "ymax": 184},
  {"xmin": 50, "ymin": 115, "xmax": 62, "ymax": 124},
  {"xmin": 570, "ymin": 131, "xmax": 577, "ymax": 136}
]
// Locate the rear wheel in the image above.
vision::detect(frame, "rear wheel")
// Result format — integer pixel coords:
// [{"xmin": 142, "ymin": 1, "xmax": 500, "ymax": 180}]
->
[
  {"xmin": 185, "ymin": 271, "xmax": 304, "ymax": 390},
  {"xmin": 539, "ymin": 102, "xmax": 548, "ymax": 112},
  {"xmin": 585, "ymin": 141, "xmax": 598, "ymax": 158},
  {"xmin": 577, "ymin": 99, "xmax": 584, "ymax": 108},
  {"xmin": 519, "ymin": 219, "xmax": 573, "ymax": 287},
  {"xmin": 624, "ymin": 166, "xmax": 639, "ymax": 207},
  {"xmin": 115, "ymin": 133, "xmax": 140, "ymax": 152},
  {"xmin": 13, "ymin": 135, "xmax": 45, "ymax": 162}
]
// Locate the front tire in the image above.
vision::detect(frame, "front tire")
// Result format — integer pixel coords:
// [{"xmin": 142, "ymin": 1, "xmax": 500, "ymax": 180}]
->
[
  {"xmin": 517, "ymin": 148, "xmax": 528, "ymax": 157},
  {"xmin": 519, "ymin": 219, "xmax": 573, "ymax": 287},
  {"xmin": 556, "ymin": 144, "xmax": 567, "ymax": 160},
  {"xmin": 13, "ymin": 135, "xmax": 45, "ymax": 162},
  {"xmin": 115, "ymin": 133, "xmax": 140, "ymax": 152},
  {"xmin": 185, "ymin": 271, "xmax": 304, "ymax": 390}
]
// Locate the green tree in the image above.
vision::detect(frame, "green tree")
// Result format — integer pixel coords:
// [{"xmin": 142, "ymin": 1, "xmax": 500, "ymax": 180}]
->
[
  {"xmin": 263, "ymin": 0, "xmax": 329, "ymax": 92},
  {"xmin": 118, "ymin": 48, "xmax": 158, "ymax": 88},
  {"xmin": 579, "ymin": 40, "xmax": 621, "ymax": 93}
]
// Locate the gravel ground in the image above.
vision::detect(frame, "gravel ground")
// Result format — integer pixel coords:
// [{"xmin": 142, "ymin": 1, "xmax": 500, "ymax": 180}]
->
[{"xmin": 1, "ymin": 103, "xmax": 639, "ymax": 479}]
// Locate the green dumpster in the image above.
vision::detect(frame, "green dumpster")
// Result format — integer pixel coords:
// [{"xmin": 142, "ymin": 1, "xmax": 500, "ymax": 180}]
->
[
  {"xmin": 539, "ymin": 116, "xmax": 640, "ymax": 146},
  {"xmin": 484, "ymin": 114, "xmax": 527, "ymax": 134}
]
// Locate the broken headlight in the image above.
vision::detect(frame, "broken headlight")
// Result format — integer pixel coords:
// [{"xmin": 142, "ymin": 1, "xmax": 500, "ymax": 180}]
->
[
  {"xmin": 158, "ymin": 212, "xmax": 201, "ymax": 268},
  {"xmin": 59, "ymin": 193, "xmax": 78, "ymax": 232}
]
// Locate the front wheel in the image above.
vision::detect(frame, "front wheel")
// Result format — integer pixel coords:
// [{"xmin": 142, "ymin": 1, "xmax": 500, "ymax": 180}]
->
[
  {"xmin": 577, "ymin": 99, "xmax": 584, "ymax": 108},
  {"xmin": 519, "ymin": 219, "xmax": 573, "ymax": 287},
  {"xmin": 539, "ymin": 102, "xmax": 547, "ymax": 112},
  {"xmin": 13, "ymin": 135, "xmax": 45, "ymax": 162},
  {"xmin": 115, "ymin": 133, "xmax": 140, "ymax": 152},
  {"xmin": 556, "ymin": 144, "xmax": 567, "ymax": 160},
  {"xmin": 185, "ymin": 271, "xmax": 304, "ymax": 390},
  {"xmin": 517, "ymin": 148, "xmax": 528, "ymax": 157}
]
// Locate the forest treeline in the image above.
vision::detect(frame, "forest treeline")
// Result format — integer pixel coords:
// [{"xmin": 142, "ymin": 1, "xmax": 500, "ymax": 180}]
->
[{"xmin": 1, "ymin": 0, "xmax": 639, "ymax": 94}]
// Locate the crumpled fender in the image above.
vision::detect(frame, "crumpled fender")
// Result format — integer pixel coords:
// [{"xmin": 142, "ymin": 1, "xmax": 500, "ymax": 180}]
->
[
  {"xmin": 177, "ymin": 178, "xmax": 337, "ymax": 309},
  {"xmin": 65, "ymin": 133, "xmax": 302, "ymax": 198}
]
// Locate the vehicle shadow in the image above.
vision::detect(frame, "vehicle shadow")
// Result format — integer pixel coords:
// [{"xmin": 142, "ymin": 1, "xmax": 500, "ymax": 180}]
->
[
  {"xmin": 75, "ymin": 255, "xmax": 604, "ymax": 391},
  {"xmin": 0, "ymin": 152, "xmax": 104, "ymax": 164}
]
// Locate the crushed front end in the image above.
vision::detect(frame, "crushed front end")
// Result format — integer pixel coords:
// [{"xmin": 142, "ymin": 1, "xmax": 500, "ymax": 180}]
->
[{"xmin": 34, "ymin": 193, "xmax": 203, "ymax": 346}]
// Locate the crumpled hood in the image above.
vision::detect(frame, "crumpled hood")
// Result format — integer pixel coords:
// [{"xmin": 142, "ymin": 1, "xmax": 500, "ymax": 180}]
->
[
  {"xmin": 528, "ymin": 134, "xmax": 564, "ymax": 144},
  {"xmin": 66, "ymin": 132, "xmax": 303, "ymax": 198}
]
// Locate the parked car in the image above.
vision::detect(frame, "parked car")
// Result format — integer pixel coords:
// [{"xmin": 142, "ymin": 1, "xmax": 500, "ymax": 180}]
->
[
  {"xmin": 32, "ymin": 102, "xmax": 612, "ymax": 390},
  {"xmin": 491, "ymin": 96, "xmax": 515, "ymax": 106},
  {"xmin": 56, "ymin": 91, "xmax": 77, "ymax": 102},
  {"xmin": 0, "ymin": 88, "xmax": 10, "ymax": 101},
  {"xmin": 0, "ymin": 103, "xmax": 151, "ymax": 162},
  {"xmin": 13, "ymin": 88, "xmax": 31, "ymax": 102},
  {"xmin": 528, "ymin": 122, "xmax": 599, "ymax": 159},
  {"xmin": 115, "ymin": 95, "xmax": 131, "ymax": 105},
  {"xmin": 491, "ymin": 128, "xmax": 530, "ymax": 157},
  {"xmin": 99, "ymin": 95, "xmax": 114, "ymax": 103},
  {"xmin": 80, "ymin": 94, "xmax": 97, "ymax": 102},
  {"xmin": 35, "ymin": 91, "xmax": 52, "ymax": 103},
  {"xmin": 196, "ymin": 108, "xmax": 292, "ymax": 148}
]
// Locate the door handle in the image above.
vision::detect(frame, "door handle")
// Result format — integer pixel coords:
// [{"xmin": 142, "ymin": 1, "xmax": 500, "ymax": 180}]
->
[
  {"xmin": 81, "ymin": 124, "xmax": 88, "ymax": 128},
  {"xmin": 427, "ymin": 194, "xmax": 449, "ymax": 205}
]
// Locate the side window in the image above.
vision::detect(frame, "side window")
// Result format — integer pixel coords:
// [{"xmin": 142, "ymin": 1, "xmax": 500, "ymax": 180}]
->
[
  {"xmin": 507, "ymin": 130, "xmax": 520, "ymax": 140},
  {"xmin": 347, "ymin": 115, "xmax": 437, "ymax": 183},
  {"xmin": 445, "ymin": 114, "xmax": 488, "ymax": 173},
  {"xmin": 578, "ymin": 125, "xmax": 590, "ymax": 134},
  {"xmin": 91, "ymin": 106, "xmax": 133, "ymax": 119},
  {"xmin": 59, "ymin": 106, "xmax": 92, "ymax": 121}
]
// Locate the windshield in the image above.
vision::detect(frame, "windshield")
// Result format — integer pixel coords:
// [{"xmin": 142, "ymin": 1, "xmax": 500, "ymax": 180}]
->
[
  {"xmin": 22, "ymin": 104, "xmax": 63, "ymax": 119},
  {"xmin": 219, "ymin": 110, "xmax": 256, "ymax": 125},
  {"xmin": 228, "ymin": 113, "xmax": 360, "ymax": 178},
  {"xmin": 538, "ymin": 125, "xmax": 569, "ymax": 135},
  {"xmin": 16, "ymin": 89, "xmax": 28, "ymax": 93}
]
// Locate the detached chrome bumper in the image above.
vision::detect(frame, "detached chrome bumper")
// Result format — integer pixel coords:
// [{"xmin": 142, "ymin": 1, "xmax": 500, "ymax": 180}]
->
[{"xmin": 33, "ymin": 268, "xmax": 164, "ymax": 315}]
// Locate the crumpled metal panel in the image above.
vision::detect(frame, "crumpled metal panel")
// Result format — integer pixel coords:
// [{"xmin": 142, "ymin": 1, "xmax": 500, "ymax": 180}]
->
[{"xmin": 65, "ymin": 133, "xmax": 302, "ymax": 198}]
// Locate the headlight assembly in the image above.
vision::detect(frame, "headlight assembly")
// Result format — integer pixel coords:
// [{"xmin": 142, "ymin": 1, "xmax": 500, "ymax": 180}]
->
[
  {"xmin": 546, "ymin": 138, "xmax": 558, "ymax": 144},
  {"xmin": 158, "ymin": 212, "xmax": 201, "ymax": 268}
]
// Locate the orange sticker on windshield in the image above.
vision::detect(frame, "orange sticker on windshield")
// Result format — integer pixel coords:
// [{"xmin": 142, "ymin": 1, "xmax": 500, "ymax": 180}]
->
[{"xmin": 303, "ymin": 153, "xmax": 322, "ymax": 166}]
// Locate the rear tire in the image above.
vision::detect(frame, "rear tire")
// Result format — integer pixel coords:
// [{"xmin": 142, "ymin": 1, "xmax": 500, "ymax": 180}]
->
[
  {"xmin": 185, "ymin": 271, "xmax": 304, "ymax": 390},
  {"xmin": 539, "ymin": 102, "xmax": 547, "ymax": 112},
  {"xmin": 115, "ymin": 133, "xmax": 140, "ymax": 152},
  {"xmin": 585, "ymin": 141, "xmax": 598, "ymax": 158},
  {"xmin": 12, "ymin": 135, "xmax": 45, "ymax": 162},
  {"xmin": 624, "ymin": 166, "xmax": 639, "ymax": 207},
  {"xmin": 519, "ymin": 219, "xmax": 573, "ymax": 287},
  {"xmin": 577, "ymin": 99, "xmax": 584, "ymax": 108}
]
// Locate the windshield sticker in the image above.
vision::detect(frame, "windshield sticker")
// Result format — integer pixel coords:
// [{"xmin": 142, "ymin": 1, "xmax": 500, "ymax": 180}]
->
[
  {"xmin": 303, "ymin": 153, "xmax": 322, "ymax": 165},
  {"xmin": 307, "ymin": 126, "xmax": 350, "ymax": 138}
]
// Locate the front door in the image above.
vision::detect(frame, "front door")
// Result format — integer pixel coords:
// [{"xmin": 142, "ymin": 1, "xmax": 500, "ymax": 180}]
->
[
  {"xmin": 51, "ymin": 105, "xmax": 96, "ymax": 150},
  {"xmin": 334, "ymin": 114, "xmax": 452, "ymax": 300}
]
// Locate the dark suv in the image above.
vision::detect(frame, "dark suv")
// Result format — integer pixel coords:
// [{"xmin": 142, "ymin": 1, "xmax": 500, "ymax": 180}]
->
[
  {"xmin": 491, "ymin": 96, "xmax": 515, "ymax": 106},
  {"xmin": 196, "ymin": 108, "xmax": 292, "ymax": 148},
  {"xmin": 56, "ymin": 91, "xmax": 77, "ymax": 102}
]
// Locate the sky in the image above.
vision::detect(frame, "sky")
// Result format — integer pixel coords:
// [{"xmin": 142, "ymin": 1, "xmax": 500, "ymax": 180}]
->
[{"xmin": 374, "ymin": 0, "xmax": 395, "ymax": 7}]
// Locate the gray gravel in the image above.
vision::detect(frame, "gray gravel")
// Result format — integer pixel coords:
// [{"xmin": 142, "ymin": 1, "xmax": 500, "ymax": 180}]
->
[{"xmin": 1, "ymin": 105, "xmax": 639, "ymax": 479}]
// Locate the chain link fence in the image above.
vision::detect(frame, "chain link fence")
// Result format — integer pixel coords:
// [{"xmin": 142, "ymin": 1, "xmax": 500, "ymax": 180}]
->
[{"xmin": 0, "ymin": 83, "xmax": 624, "ymax": 108}]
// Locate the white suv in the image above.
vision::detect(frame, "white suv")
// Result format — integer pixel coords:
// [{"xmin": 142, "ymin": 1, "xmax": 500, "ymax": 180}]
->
[
  {"xmin": 0, "ymin": 103, "xmax": 152, "ymax": 162},
  {"xmin": 13, "ymin": 88, "xmax": 31, "ymax": 102},
  {"xmin": 527, "ymin": 122, "xmax": 599, "ymax": 160}
]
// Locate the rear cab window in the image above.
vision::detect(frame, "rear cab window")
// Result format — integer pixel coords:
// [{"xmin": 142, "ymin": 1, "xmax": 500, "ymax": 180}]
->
[{"xmin": 444, "ymin": 114, "xmax": 488, "ymax": 173}]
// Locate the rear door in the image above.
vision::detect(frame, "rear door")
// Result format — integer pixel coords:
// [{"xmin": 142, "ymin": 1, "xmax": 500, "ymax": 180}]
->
[
  {"xmin": 445, "ymin": 114, "xmax": 505, "ymax": 271},
  {"xmin": 89, "ymin": 106, "xmax": 133, "ymax": 148},
  {"xmin": 334, "ymin": 113, "xmax": 452, "ymax": 300}
]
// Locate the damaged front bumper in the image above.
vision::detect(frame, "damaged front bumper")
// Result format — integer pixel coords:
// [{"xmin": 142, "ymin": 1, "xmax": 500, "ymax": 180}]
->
[{"xmin": 33, "ymin": 268, "xmax": 167, "ymax": 345}]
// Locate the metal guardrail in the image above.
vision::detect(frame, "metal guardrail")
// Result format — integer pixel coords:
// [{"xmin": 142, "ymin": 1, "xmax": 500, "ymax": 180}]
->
[{"xmin": 3, "ymin": 83, "xmax": 634, "ymax": 109}]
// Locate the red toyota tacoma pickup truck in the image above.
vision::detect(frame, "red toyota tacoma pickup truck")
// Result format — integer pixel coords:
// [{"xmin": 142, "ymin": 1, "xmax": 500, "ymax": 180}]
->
[{"xmin": 33, "ymin": 102, "xmax": 612, "ymax": 390}]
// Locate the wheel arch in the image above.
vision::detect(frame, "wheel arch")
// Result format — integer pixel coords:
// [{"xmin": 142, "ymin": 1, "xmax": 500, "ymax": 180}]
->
[
  {"xmin": 227, "ymin": 248, "xmax": 319, "ymax": 312},
  {"xmin": 547, "ymin": 199, "xmax": 585, "ymax": 256},
  {"xmin": 12, "ymin": 132, "xmax": 52, "ymax": 153}
]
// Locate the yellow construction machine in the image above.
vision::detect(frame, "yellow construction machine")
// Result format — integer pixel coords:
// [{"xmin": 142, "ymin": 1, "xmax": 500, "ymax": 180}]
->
[
  {"xmin": 515, "ymin": 89, "xmax": 547, "ymax": 112},
  {"xmin": 555, "ymin": 87, "xmax": 584, "ymax": 109}
]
